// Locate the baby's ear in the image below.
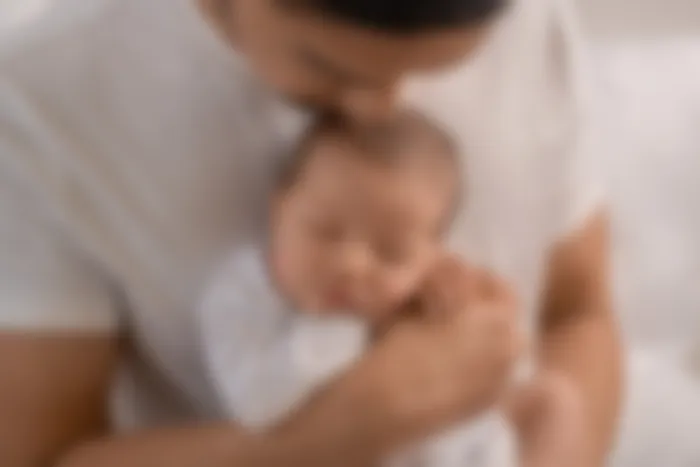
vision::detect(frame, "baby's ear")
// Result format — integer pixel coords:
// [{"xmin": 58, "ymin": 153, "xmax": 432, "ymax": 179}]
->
[{"xmin": 270, "ymin": 189, "xmax": 287, "ymax": 212}]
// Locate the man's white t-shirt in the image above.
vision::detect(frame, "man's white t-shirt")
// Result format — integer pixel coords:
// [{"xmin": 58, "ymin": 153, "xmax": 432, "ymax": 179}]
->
[{"xmin": 0, "ymin": 0, "xmax": 604, "ymax": 429}]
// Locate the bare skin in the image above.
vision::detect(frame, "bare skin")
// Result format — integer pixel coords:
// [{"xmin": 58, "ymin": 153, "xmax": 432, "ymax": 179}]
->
[
  {"xmin": 201, "ymin": 0, "xmax": 490, "ymax": 122},
  {"xmin": 1, "ymin": 267, "xmax": 519, "ymax": 467},
  {"xmin": 0, "ymin": 335, "xmax": 117, "ymax": 467},
  {"xmin": 0, "ymin": 0, "xmax": 621, "ymax": 465},
  {"xmin": 0, "ymin": 214, "xmax": 620, "ymax": 467},
  {"xmin": 537, "ymin": 212, "xmax": 622, "ymax": 467}
]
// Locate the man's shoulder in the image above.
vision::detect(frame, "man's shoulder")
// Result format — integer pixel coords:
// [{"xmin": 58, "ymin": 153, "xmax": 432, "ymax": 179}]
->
[
  {"xmin": 0, "ymin": 1, "xmax": 136, "ymax": 139},
  {"xmin": 0, "ymin": 0, "xmax": 227, "ymax": 108},
  {"xmin": 414, "ymin": 0, "xmax": 602, "ymax": 269},
  {"xmin": 0, "ymin": 0, "xmax": 112, "ymax": 74},
  {"xmin": 410, "ymin": 0, "xmax": 590, "ymax": 138}
]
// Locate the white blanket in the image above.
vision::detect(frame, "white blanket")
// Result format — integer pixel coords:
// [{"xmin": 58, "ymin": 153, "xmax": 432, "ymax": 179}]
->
[{"xmin": 198, "ymin": 247, "xmax": 518, "ymax": 467}]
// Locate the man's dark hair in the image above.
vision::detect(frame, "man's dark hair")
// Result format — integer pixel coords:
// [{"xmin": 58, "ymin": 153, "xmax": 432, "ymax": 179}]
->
[{"xmin": 280, "ymin": 0, "xmax": 507, "ymax": 33}]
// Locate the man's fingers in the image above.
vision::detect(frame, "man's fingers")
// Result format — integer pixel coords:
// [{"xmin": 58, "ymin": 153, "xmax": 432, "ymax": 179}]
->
[
  {"xmin": 420, "ymin": 255, "xmax": 478, "ymax": 320},
  {"xmin": 435, "ymin": 256, "xmax": 478, "ymax": 295},
  {"xmin": 476, "ymin": 268, "xmax": 519, "ymax": 308}
]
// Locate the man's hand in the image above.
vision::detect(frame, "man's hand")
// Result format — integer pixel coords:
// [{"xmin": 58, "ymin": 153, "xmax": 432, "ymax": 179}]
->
[
  {"xmin": 418, "ymin": 254, "xmax": 479, "ymax": 320},
  {"xmin": 359, "ymin": 255, "xmax": 524, "ymax": 449}
]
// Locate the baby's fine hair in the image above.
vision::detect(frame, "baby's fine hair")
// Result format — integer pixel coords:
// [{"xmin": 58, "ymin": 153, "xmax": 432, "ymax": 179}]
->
[
  {"xmin": 277, "ymin": 109, "xmax": 463, "ymax": 232},
  {"xmin": 278, "ymin": 109, "xmax": 461, "ymax": 190}
]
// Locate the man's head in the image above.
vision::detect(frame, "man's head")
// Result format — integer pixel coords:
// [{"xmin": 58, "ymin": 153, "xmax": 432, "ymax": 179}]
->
[
  {"xmin": 270, "ymin": 111, "xmax": 460, "ymax": 322},
  {"xmin": 200, "ymin": 0, "xmax": 506, "ymax": 122}
]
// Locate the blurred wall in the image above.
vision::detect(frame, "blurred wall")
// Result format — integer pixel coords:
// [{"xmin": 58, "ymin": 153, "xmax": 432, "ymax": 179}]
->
[
  {"xmin": 578, "ymin": 0, "xmax": 700, "ymax": 39},
  {"xmin": 2, "ymin": 0, "xmax": 699, "ymax": 41}
]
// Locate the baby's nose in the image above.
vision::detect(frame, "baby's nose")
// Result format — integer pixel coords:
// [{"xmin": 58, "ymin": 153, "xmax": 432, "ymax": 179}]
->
[
  {"xmin": 337, "ymin": 246, "xmax": 373, "ymax": 301},
  {"xmin": 340, "ymin": 244, "xmax": 371, "ymax": 280}
]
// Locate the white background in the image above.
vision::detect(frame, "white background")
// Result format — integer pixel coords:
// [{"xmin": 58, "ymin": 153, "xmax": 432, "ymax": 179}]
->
[{"xmin": 581, "ymin": 0, "xmax": 700, "ymax": 39}]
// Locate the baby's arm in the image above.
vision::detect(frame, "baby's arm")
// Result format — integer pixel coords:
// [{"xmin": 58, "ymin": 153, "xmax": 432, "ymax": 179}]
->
[{"xmin": 199, "ymin": 249, "xmax": 369, "ymax": 431}]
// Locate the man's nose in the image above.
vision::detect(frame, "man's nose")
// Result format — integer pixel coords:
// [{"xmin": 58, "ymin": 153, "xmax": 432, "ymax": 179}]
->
[{"xmin": 339, "ymin": 85, "xmax": 400, "ymax": 125}]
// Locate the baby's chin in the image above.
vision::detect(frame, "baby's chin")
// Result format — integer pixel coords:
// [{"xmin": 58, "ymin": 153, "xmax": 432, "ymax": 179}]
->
[
  {"xmin": 296, "ymin": 289, "xmax": 404, "ymax": 323},
  {"xmin": 301, "ymin": 307, "xmax": 366, "ymax": 322},
  {"xmin": 293, "ymin": 294, "xmax": 350, "ymax": 315},
  {"xmin": 299, "ymin": 300, "xmax": 381, "ymax": 322}
]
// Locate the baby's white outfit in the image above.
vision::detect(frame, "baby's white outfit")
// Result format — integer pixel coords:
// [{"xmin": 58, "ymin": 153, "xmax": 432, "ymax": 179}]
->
[{"xmin": 199, "ymin": 246, "xmax": 518, "ymax": 467}]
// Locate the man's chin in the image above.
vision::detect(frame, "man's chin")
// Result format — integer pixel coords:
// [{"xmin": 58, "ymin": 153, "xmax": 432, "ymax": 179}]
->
[{"xmin": 277, "ymin": 93, "xmax": 336, "ymax": 117}]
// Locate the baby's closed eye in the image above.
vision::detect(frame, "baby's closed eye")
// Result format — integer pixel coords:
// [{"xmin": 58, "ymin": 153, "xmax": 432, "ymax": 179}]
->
[
  {"xmin": 309, "ymin": 219, "xmax": 345, "ymax": 243},
  {"xmin": 376, "ymin": 242, "xmax": 410, "ymax": 265}
]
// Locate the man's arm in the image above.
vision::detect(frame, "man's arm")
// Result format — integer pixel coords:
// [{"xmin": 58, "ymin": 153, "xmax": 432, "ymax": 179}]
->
[
  {"xmin": 538, "ymin": 211, "xmax": 623, "ymax": 465},
  {"xmin": 1, "ymin": 278, "xmax": 520, "ymax": 467},
  {"xmin": 0, "ymin": 332, "xmax": 382, "ymax": 467},
  {"xmin": 0, "ymin": 334, "xmax": 117, "ymax": 467}
]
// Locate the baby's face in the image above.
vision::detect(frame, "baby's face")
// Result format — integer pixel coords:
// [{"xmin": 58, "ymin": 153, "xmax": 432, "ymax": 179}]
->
[{"xmin": 271, "ymin": 138, "xmax": 454, "ymax": 323}]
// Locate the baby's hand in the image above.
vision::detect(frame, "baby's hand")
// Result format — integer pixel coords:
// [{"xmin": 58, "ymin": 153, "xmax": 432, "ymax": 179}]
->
[{"xmin": 417, "ymin": 254, "xmax": 479, "ymax": 321}]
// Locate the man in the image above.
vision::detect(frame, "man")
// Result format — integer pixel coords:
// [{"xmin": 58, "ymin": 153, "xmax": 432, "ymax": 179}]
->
[{"xmin": 0, "ymin": 0, "xmax": 621, "ymax": 466}]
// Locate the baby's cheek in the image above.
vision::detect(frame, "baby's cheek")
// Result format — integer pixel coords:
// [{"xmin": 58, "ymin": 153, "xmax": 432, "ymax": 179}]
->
[
  {"xmin": 270, "ymin": 252, "xmax": 295, "ymax": 294},
  {"xmin": 274, "ymin": 240, "xmax": 318, "ymax": 299}
]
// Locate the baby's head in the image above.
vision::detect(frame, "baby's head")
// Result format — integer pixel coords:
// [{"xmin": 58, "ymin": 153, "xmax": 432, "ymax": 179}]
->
[{"xmin": 271, "ymin": 110, "xmax": 460, "ymax": 323}]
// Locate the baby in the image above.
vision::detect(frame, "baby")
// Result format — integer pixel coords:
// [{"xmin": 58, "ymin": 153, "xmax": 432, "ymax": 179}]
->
[{"xmin": 199, "ymin": 111, "xmax": 517, "ymax": 467}]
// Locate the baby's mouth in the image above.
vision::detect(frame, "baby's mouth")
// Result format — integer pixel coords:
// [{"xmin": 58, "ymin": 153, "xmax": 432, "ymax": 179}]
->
[{"xmin": 323, "ymin": 287, "xmax": 353, "ymax": 310}]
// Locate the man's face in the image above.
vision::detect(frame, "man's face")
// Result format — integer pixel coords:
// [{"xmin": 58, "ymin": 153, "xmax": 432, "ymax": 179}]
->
[{"xmin": 202, "ymin": 0, "xmax": 493, "ymax": 123}]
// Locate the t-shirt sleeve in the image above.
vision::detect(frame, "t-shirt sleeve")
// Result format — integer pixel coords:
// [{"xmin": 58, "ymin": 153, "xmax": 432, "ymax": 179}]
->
[
  {"xmin": 0, "ymin": 191, "xmax": 120, "ymax": 332},
  {"xmin": 552, "ymin": 0, "xmax": 609, "ymax": 236},
  {"xmin": 560, "ymin": 116, "xmax": 608, "ymax": 235}
]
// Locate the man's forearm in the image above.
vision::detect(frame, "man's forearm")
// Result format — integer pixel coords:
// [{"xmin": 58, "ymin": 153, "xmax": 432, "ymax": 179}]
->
[
  {"xmin": 56, "ymin": 418, "xmax": 377, "ymax": 467},
  {"xmin": 55, "ymin": 424, "xmax": 284, "ymax": 467},
  {"xmin": 538, "ymin": 212, "xmax": 623, "ymax": 465},
  {"xmin": 56, "ymin": 367, "xmax": 384, "ymax": 467},
  {"xmin": 540, "ymin": 304, "xmax": 623, "ymax": 465}
]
